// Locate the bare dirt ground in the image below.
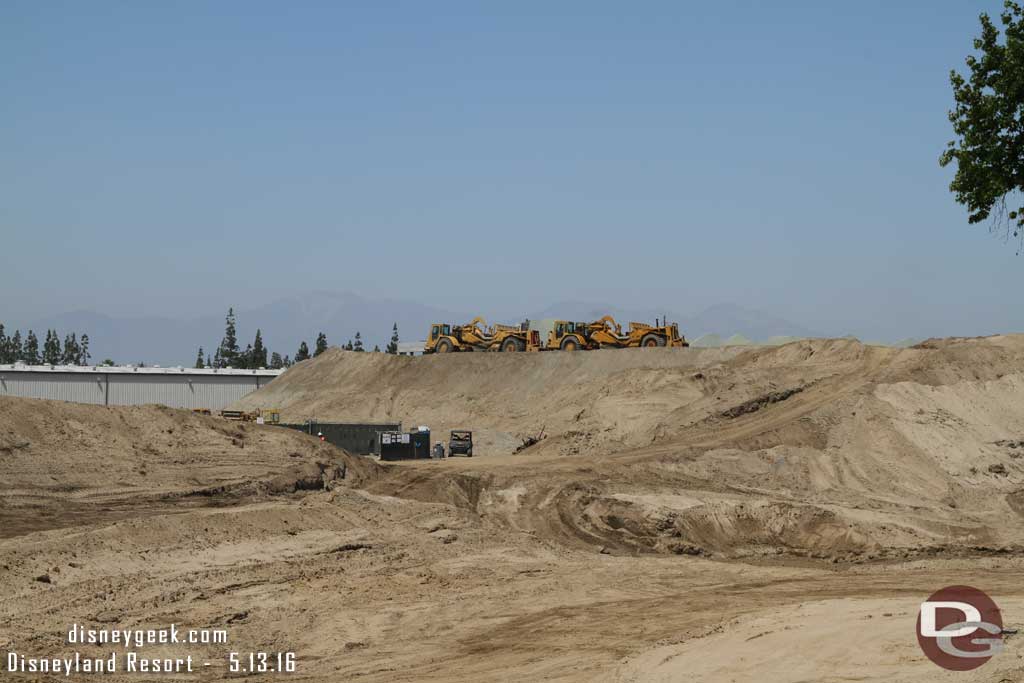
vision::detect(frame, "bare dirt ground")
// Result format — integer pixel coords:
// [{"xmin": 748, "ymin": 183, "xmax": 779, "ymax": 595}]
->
[{"xmin": 4, "ymin": 336, "xmax": 1024, "ymax": 681}]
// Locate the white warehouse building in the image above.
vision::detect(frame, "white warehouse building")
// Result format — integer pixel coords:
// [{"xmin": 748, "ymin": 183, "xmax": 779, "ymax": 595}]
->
[{"xmin": 0, "ymin": 364, "xmax": 282, "ymax": 410}]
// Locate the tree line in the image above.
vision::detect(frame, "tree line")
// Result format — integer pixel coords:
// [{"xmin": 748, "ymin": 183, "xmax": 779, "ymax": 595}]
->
[
  {"xmin": 0, "ymin": 323, "xmax": 101, "ymax": 366},
  {"xmin": 195, "ymin": 309, "xmax": 402, "ymax": 369}
]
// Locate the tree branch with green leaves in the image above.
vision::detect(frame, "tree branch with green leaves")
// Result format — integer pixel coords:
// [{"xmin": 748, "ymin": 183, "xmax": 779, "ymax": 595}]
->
[{"xmin": 940, "ymin": 1, "xmax": 1024, "ymax": 251}]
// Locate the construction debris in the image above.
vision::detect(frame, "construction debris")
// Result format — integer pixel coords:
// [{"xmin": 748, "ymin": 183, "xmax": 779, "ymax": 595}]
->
[{"xmin": 514, "ymin": 426, "xmax": 546, "ymax": 453}]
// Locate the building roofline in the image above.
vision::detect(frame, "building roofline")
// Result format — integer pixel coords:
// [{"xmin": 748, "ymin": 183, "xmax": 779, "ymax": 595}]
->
[{"xmin": 0, "ymin": 364, "xmax": 284, "ymax": 376}]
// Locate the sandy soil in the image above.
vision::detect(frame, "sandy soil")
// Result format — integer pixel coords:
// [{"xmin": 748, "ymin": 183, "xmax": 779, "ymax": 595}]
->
[{"xmin": 3, "ymin": 336, "xmax": 1024, "ymax": 681}]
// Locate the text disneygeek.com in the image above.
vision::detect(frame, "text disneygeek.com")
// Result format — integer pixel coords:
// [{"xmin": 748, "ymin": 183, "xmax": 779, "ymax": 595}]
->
[{"xmin": 6, "ymin": 624, "xmax": 297, "ymax": 675}]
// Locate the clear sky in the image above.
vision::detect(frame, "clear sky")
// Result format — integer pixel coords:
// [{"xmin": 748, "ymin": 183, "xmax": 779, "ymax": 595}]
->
[{"xmin": 1, "ymin": 1, "xmax": 1020, "ymax": 340}]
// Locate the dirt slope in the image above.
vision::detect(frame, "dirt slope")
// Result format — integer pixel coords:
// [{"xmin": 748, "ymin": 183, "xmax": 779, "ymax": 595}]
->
[
  {"xmin": 2, "ymin": 398, "xmax": 1023, "ymax": 682},
  {"xmin": 238, "ymin": 336, "xmax": 1024, "ymax": 457},
  {"xmin": 235, "ymin": 346, "xmax": 746, "ymax": 455},
  {"xmin": 0, "ymin": 397, "xmax": 379, "ymax": 537},
  {"xmin": 9, "ymin": 479, "xmax": 1022, "ymax": 682},
  {"xmin": 241, "ymin": 336, "xmax": 1024, "ymax": 563}
]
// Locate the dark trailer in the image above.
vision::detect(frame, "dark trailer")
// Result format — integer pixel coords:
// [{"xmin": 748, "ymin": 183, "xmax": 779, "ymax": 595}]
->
[
  {"xmin": 380, "ymin": 429, "xmax": 432, "ymax": 461},
  {"xmin": 277, "ymin": 420, "xmax": 401, "ymax": 455}
]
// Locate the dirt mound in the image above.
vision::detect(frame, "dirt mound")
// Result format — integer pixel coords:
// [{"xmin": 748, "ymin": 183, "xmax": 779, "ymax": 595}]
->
[
  {"xmin": 239, "ymin": 336, "xmax": 1024, "ymax": 459},
  {"xmin": 235, "ymin": 346, "xmax": 745, "ymax": 456},
  {"xmin": 314, "ymin": 335, "xmax": 1024, "ymax": 562},
  {"xmin": 0, "ymin": 397, "xmax": 380, "ymax": 537}
]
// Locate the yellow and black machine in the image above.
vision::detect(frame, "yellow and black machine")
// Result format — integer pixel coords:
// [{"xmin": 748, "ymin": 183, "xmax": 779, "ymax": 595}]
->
[
  {"xmin": 424, "ymin": 322, "xmax": 458, "ymax": 353},
  {"xmin": 546, "ymin": 320, "xmax": 596, "ymax": 351},
  {"xmin": 424, "ymin": 318, "xmax": 539, "ymax": 353},
  {"xmin": 426, "ymin": 315, "xmax": 683, "ymax": 353},
  {"xmin": 547, "ymin": 315, "xmax": 687, "ymax": 350},
  {"xmin": 423, "ymin": 318, "xmax": 488, "ymax": 353},
  {"xmin": 217, "ymin": 407, "xmax": 281, "ymax": 424}
]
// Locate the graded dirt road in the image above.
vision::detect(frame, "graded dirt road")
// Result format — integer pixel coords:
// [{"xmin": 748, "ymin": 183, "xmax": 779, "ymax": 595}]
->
[{"xmin": 3, "ymin": 336, "xmax": 1024, "ymax": 681}]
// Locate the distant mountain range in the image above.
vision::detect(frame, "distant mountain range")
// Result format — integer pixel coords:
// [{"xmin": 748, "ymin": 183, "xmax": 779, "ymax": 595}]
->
[{"xmin": 9, "ymin": 292, "xmax": 818, "ymax": 366}]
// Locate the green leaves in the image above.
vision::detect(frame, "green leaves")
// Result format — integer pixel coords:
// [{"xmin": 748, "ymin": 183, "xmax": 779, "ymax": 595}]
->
[{"xmin": 942, "ymin": 1, "xmax": 1024, "ymax": 244}]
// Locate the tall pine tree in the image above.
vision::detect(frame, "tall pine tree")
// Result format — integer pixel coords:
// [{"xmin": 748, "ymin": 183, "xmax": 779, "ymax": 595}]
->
[
  {"xmin": 20, "ymin": 331, "xmax": 35, "ymax": 364},
  {"xmin": 269, "ymin": 351, "xmax": 283, "ymax": 369},
  {"xmin": 1, "ymin": 326, "xmax": 13, "ymax": 364},
  {"xmin": 239, "ymin": 343, "xmax": 253, "ymax": 369},
  {"xmin": 79, "ymin": 333, "xmax": 90, "ymax": 365},
  {"xmin": 386, "ymin": 323, "xmax": 399, "ymax": 354},
  {"xmin": 353, "ymin": 331, "xmax": 364, "ymax": 352},
  {"xmin": 218, "ymin": 308, "xmax": 239, "ymax": 367},
  {"xmin": 195, "ymin": 346, "xmax": 205, "ymax": 369},
  {"xmin": 43, "ymin": 330, "xmax": 61, "ymax": 365},
  {"xmin": 62, "ymin": 333, "xmax": 80, "ymax": 365},
  {"xmin": 251, "ymin": 329, "xmax": 267, "ymax": 368},
  {"xmin": 295, "ymin": 341, "xmax": 310, "ymax": 363},
  {"xmin": 314, "ymin": 332, "xmax": 328, "ymax": 356}
]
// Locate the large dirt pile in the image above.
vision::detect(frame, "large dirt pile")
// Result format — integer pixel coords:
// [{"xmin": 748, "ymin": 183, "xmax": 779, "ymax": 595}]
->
[
  {"xmin": 244, "ymin": 336, "xmax": 1024, "ymax": 562},
  {"xmin": 0, "ymin": 397, "xmax": 380, "ymax": 537},
  {"xmin": 235, "ymin": 346, "xmax": 746, "ymax": 455}
]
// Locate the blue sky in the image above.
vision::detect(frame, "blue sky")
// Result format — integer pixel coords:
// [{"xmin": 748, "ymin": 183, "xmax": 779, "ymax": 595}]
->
[{"xmin": 1, "ymin": 1, "xmax": 1020, "ymax": 341}]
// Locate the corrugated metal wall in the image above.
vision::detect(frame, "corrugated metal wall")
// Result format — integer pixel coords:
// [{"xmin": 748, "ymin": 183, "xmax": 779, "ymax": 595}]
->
[
  {"xmin": 0, "ymin": 372, "xmax": 107, "ymax": 404},
  {"xmin": 106, "ymin": 374, "xmax": 262, "ymax": 409},
  {"xmin": 0, "ymin": 371, "xmax": 272, "ymax": 410}
]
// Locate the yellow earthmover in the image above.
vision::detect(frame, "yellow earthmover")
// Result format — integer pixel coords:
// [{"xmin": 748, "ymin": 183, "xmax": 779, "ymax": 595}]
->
[
  {"xmin": 424, "ymin": 318, "xmax": 486, "ymax": 353},
  {"xmin": 424, "ymin": 318, "xmax": 540, "ymax": 353},
  {"xmin": 490, "ymin": 322, "xmax": 540, "ymax": 352},
  {"xmin": 546, "ymin": 320, "xmax": 598, "ymax": 351},
  {"xmin": 590, "ymin": 316, "xmax": 687, "ymax": 348},
  {"xmin": 548, "ymin": 315, "xmax": 687, "ymax": 350}
]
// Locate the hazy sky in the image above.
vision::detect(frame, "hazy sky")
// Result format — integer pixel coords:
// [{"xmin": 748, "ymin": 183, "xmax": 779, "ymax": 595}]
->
[{"xmin": 2, "ymin": 1, "xmax": 1021, "ymax": 340}]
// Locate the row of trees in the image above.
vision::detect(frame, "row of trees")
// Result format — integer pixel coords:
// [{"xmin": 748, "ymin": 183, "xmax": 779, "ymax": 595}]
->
[
  {"xmin": 195, "ymin": 311, "xmax": 403, "ymax": 369},
  {"xmin": 195, "ymin": 308, "xmax": 274, "ymax": 369},
  {"xmin": 0, "ymin": 324, "xmax": 96, "ymax": 366}
]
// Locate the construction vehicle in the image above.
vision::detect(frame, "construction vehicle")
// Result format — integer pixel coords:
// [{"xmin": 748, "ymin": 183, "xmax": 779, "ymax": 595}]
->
[
  {"xmin": 423, "ymin": 318, "xmax": 494, "ymax": 353},
  {"xmin": 424, "ymin": 318, "xmax": 540, "ymax": 353},
  {"xmin": 448, "ymin": 430, "xmax": 473, "ymax": 457},
  {"xmin": 490, "ymin": 322, "xmax": 541, "ymax": 352},
  {"xmin": 217, "ymin": 407, "xmax": 281, "ymax": 424},
  {"xmin": 590, "ymin": 316, "xmax": 687, "ymax": 348},
  {"xmin": 424, "ymin": 322, "xmax": 459, "ymax": 353},
  {"xmin": 547, "ymin": 316, "xmax": 688, "ymax": 350},
  {"xmin": 546, "ymin": 321, "xmax": 597, "ymax": 351},
  {"xmin": 257, "ymin": 408, "xmax": 281, "ymax": 424}
]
